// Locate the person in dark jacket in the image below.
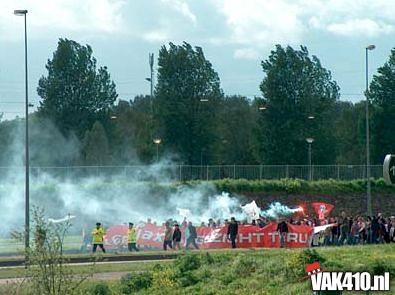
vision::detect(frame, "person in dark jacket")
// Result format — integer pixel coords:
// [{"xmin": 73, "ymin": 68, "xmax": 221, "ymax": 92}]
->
[
  {"xmin": 172, "ymin": 224, "xmax": 182, "ymax": 250},
  {"xmin": 276, "ymin": 220, "xmax": 288, "ymax": 248},
  {"xmin": 185, "ymin": 222, "xmax": 199, "ymax": 250},
  {"xmin": 371, "ymin": 217, "xmax": 379, "ymax": 244},
  {"xmin": 227, "ymin": 217, "xmax": 238, "ymax": 248}
]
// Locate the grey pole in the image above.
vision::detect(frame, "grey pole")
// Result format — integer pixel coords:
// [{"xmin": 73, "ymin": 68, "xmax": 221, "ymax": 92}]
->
[
  {"xmin": 308, "ymin": 143, "xmax": 312, "ymax": 181},
  {"xmin": 365, "ymin": 45, "xmax": 375, "ymax": 216},
  {"xmin": 24, "ymin": 10, "xmax": 29, "ymax": 252},
  {"xmin": 306, "ymin": 138, "xmax": 314, "ymax": 181},
  {"xmin": 149, "ymin": 53, "xmax": 154, "ymax": 99},
  {"xmin": 14, "ymin": 9, "xmax": 29, "ymax": 251}
]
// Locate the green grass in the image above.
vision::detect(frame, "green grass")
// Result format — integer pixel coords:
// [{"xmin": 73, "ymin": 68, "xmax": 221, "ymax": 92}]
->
[
  {"xmin": 0, "ymin": 235, "xmax": 82, "ymax": 255},
  {"xmin": 0, "ymin": 260, "xmax": 171, "ymax": 280},
  {"xmin": 82, "ymin": 244, "xmax": 395, "ymax": 294},
  {"xmin": 1, "ymin": 245, "xmax": 394, "ymax": 294}
]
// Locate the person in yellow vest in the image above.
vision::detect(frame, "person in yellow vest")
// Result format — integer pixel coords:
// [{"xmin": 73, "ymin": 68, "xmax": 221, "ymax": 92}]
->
[
  {"xmin": 92, "ymin": 222, "xmax": 106, "ymax": 253},
  {"xmin": 127, "ymin": 222, "xmax": 139, "ymax": 252}
]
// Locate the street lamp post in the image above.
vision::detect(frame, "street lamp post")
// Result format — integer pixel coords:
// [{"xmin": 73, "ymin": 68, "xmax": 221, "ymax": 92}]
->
[
  {"xmin": 153, "ymin": 138, "xmax": 161, "ymax": 162},
  {"xmin": 365, "ymin": 44, "xmax": 375, "ymax": 216},
  {"xmin": 306, "ymin": 138, "xmax": 314, "ymax": 181},
  {"xmin": 14, "ymin": 9, "xmax": 29, "ymax": 251}
]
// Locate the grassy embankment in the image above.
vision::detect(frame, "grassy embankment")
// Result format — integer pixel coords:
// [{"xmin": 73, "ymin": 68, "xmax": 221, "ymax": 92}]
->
[{"xmin": 1, "ymin": 245, "xmax": 394, "ymax": 294}]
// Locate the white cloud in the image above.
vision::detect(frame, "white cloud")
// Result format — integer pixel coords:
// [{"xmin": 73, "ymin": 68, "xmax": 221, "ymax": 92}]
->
[
  {"xmin": 216, "ymin": 0, "xmax": 303, "ymax": 46},
  {"xmin": 234, "ymin": 48, "xmax": 259, "ymax": 60},
  {"xmin": 0, "ymin": 0, "xmax": 126, "ymax": 40},
  {"xmin": 327, "ymin": 19, "xmax": 394, "ymax": 36},
  {"xmin": 212, "ymin": 0, "xmax": 395, "ymax": 58},
  {"xmin": 143, "ymin": 30, "xmax": 170, "ymax": 43},
  {"xmin": 4, "ymin": 0, "xmax": 395, "ymax": 52},
  {"xmin": 161, "ymin": 0, "xmax": 197, "ymax": 24}
]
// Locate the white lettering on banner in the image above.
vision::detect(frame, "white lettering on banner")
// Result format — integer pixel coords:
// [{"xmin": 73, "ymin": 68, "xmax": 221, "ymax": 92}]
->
[
  {"xmin": 238, "ymin": 233, "xmax": 252, "ymax": 243},
  {"xmin": 252, "ymin": 233, "xmax": 264, "ymax": 242},
  {"xmin": 287, "ymin": 233, "xmax": 298, "ymax": 243},
  {"xmin": 154, "ymin": 233, "xmax": 163, "ymax": 242},
  {"xmin": 110, "ymin": 235, "xmax": 125, "ymax": 246},
  {"xmin": 299, "ymin": 233, "xmax": 308, "ymax": 243},
  {"xmin": 196, "ymin": 236, "xmax": 204, "ymax": 244},
  {"xmin": 269, "ymin": 232, "xmax": 279, "ymax": 243},
  {"xmin": 141, "ymin": 230, "xmax": 153, "ymax": 240},
  {"xmin": 203, "ymin": 233, "xmax": 223, "ymax": 243}
]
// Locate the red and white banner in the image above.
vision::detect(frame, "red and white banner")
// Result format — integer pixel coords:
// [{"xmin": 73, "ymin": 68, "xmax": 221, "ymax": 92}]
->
[
  {"xmin": 311, "ymin": 202, "xmax": 334, "ymax": 220},
  {"xmin": 104, "ymin": 222, "xmax": 314, "ymax": 250}
]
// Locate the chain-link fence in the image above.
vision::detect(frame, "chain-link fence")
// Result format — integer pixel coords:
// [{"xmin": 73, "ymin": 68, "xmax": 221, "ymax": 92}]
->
[{"xmin": 0, "ymin": 165, "xmax": 383, "ymax": 182}]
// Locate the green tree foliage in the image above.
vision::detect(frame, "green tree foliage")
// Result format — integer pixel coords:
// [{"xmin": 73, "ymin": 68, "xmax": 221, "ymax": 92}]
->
[
  {"xmin": 82, "ymin": 121, "xmax": 110, "ymax": 165},
  {"xmin": 155, "ymin": 42, "xmax": 223, "ymax": 164},
  {"xmin": 259, "ymin": 45, "xmax": 340, "ymax": 164},
  {"xmin": 215, "ymin": 95, "xmax": 260, "ymax": 164},
  {"xmin": 333, "ymin": 101, "xmax": 365, "ymax": 164},
  {"xmin": 369, "ymin": 48, "xmax": 395, "ymax": 163},
  {"xmin": 37, "ymin": 38, "xmax": 117, "ymax": 139},
  {"xmin": 111, "ymin": 96, "xmax": 154, "ymax": 164}
]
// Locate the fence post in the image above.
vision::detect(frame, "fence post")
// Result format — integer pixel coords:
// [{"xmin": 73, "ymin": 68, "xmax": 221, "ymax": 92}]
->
[
  {"xmin": 337, "ymin": 165, "xmax": 340, "ymax": 180},
  {"xmin": 286, "ymin": 165, "xmax": 289, "ymax": 179},
  {"xmin": 206, "ymin": 165, "xmax": 209, "ymax": 181},
  {"xmin": 259, "ymin": 165, "xmax": 262, "ymax": 180},
  {"xmin": 311, "ymin": 165, "xmax": 314, "ymax": 181},
  {"xmin": 233, "ymin": 164, "xmax": 236, "ymax": 179},
  {"xmin": 179, "ymin": 165, "xmax": 182, "ymax": 182}
]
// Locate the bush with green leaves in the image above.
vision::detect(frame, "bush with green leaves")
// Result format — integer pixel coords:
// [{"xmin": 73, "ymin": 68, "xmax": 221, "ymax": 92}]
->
[
  {"xmin": 231, "ymin": 254, "xmax": 257, "ymax": 277},
  {"xmin": 11, "ymin": 207, "xmax": 92, "ymax": 295},
  {"xmin": 286, "ymin": 249, "xmax": 326, "ymax": 279},
  {"xmin": 371, "ymin": 259, "xmax": 395, "ymax": 276},
  {"xmin": 119, "ymin": 272, "xmax": 153, "ymax": 294},
  {"xmin": 174, "ymin": 254, "xmax": 201, "ymax": 273},
  {"xmin": 90, "ymin": 282, "xmax": 111, "ymax": 295}
]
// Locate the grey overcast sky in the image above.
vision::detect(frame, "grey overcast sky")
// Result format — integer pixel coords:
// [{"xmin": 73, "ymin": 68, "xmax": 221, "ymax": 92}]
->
[{"xmin": 1, "ymin": 0, "xmax": 395, "ymax": 119}]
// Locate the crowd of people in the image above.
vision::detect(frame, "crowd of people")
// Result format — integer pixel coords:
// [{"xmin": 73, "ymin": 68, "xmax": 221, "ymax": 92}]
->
[
  {"xmin": 309, "ymin": 212, "xmax": 395, "ymax": 247},
  {"xmin": 87, "ymin": 212, "xmax": 395, "ymax": 253}
]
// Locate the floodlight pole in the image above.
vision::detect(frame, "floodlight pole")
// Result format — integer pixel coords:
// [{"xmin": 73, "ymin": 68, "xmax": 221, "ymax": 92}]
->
[{"xmin": 14, "ymin": 9, "xmax": 30, "ymax": 251}]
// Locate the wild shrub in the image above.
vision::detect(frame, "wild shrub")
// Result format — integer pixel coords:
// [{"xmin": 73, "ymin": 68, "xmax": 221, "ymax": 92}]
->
[
  {"xmin": 119, "ymin": 272, "xmax": 153, "ymax": 294},
  {"xmin": 90, "ymin": 282, "xmax": 111, "ymax": 295},
  {"xmin": 286, "ymin": 249, "xmax": 326, "ymax": 279},
  {"xmin": 231, "ymin": 254, "xmax": 257, "ymax": 277},
  {"xmin": 174, "ymin": 254, "xmax": 201, "ymax": 273}
]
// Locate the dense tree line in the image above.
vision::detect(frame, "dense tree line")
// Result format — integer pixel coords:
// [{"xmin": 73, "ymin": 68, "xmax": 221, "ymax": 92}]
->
[{"xmin": 0, "ymin": 39, "xmax": 393, "ymax": 166}]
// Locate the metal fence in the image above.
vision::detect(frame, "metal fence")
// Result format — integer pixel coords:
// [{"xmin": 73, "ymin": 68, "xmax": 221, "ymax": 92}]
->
[{"xmin": 0, "ymin": 165, "xmax": 383, "ymax": 182}]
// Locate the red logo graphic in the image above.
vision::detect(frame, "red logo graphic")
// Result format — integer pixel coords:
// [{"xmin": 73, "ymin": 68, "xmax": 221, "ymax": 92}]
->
[{"xmin": 305, "ymin": 262, "xmax": 322, "ymax": 276}]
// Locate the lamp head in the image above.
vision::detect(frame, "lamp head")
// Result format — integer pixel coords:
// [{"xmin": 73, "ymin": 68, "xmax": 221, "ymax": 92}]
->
[
  {"xmin": 306, "ymin": 138, "xmax": 314, "ymax": 144},
  {"xmin": 14, "ymin": 10, "xmax": 28, "ymax": 15},
  {"xmin": 366, "ymin": 45, "xmax": 375, "ymax": 50}
]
